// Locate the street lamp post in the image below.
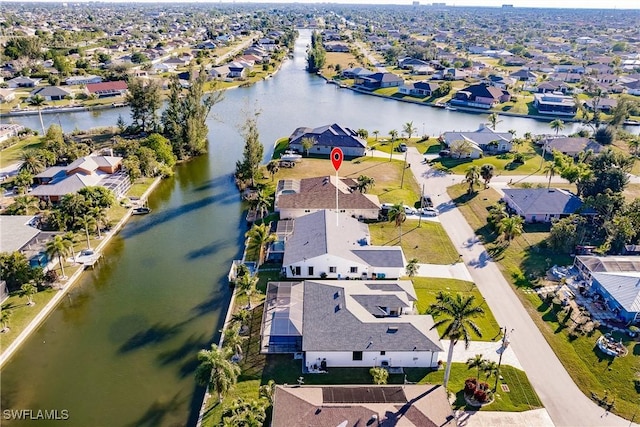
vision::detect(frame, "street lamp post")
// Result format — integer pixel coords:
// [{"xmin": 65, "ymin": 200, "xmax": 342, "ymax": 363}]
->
[{"xmin": 494, "ymin": 327, "xmax": 514, "ymax": 391}]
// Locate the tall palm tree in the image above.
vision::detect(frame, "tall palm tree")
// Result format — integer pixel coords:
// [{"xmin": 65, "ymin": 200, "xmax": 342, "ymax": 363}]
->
[
  {"xmin": 266, "ymin": 160, "xmax": 280, "ymax": 181},
  {"xmin": 628, "ymin": 137, "xmax": 639, "ymax": 156},
  {"xmin": 231, "ymin": 308, "xmax": 251, "ymax": 333},
  {"xmin": 487, "ymin": 112, "xmax": 502, "ymax": 130},
  {"xmin": 483, "ymin": 360, "xmax": 499, "ymax": 382},
  {"xmin": 222, "ymin": 324, "xmax": 247, "ymax": 358},
  {"xmin": 91, "ymin": 207, "xmax": 108, "ymax": 239},
  {"xmin": 77, "ymin": 214, "xmax": 97, "ymax": 249},
  {"xmin": 479, "ymin": 164, "xmax": 495, "ymax": 188},
  {"xmin": 466, "ymin": 354, "xmax": 486, "ymax": 380},
  {"xmin": 543, "ymin": 161, "xmax": 559, "ymax": 189},
  {"xmin": 1, "ymin": 308, "xmax": 11, "ymax": 333},
  {"xmin": 388, "ymin": 129, "xmax": 398, "ymax": 161},
  {"xmin": 549, "ymin": 119, "xmax": 565, "ymax": 135},
  {"xmin": 428, "ymin": 292, "xmax": 485, "ymax": 390},
  {"xmin": 405, "ymin": 258, "xmax": 420, "ymax": 277},
  {"xmin": 498, "ymin": 215, "xmax": 524, "ymax": 244},
  {"xmin": 250, "ymin": 190, "xmax": 271, "ymax": 220},
  {"xmin": 8, "ymin": 195, "xmax": 39, "ymax": 215},
  {"xmin": 387, "ymin": 202, "xmax": 407, "ymax": 244},
  {"xmin": 194, "ymin": 345, "xmax": 241, "ymax": 403},
  {"xmin": 403, "ymin": 121, "xmax": 416, "ymax": 140},
  {"xmin": 373, "ymin": 130, "xmax": 380, "ymax": 141},
  {"xmin": 356, "ymin": 175, "xmax": 375, "ymax": 193},
  {"xmin": 245, "ymin": 222, "xmax": 277, "ymax": 266},
  {"xmin": 464, "ymin": 165, "xmax": 481, "ymax": 194},
  {"xmin": 236, "ymin": 272, "xmax": 259, "ymax": 309},
  {"xmin": 300, "ymin": 136, "xmax": 315, "ymax": 156},
  {"xmin": 28, "ymin": 94, "xmax": 46, "ymax": 135},
  {"xmin": 19, "ymin": 150, "xmax": 45, "ymax": 175},
  {"xmin": 20, "ymin": 283, "xmax": 38, "ymax": 306},
  {"xmin": 45, "ymin": 234, "xmax": 73, "ymax": 278}
]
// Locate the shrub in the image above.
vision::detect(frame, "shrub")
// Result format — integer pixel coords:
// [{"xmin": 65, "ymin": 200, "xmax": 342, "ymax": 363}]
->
[
  {"xmin": 474, "ymin": 389, "xmax": 488, "ymax": 403},
  {"xmin": 594, "ymin": 126, "xmax": 615, "ymax": 145},
  {"xmin": 512, "ymin": 152, "xmax": 525, "ymax": 164},
  {"xmin": 464, "ymin": 378, "xmax": 477, "ymax": 396}
]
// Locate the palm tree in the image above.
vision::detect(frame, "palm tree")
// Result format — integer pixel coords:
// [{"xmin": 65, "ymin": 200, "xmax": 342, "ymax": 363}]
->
[
  {"xmin": 428, "ymin": 292, "xmax": 485, "ymax": 390},
  {"xmin": 300, "ymin": 136, "xmax": 315, "ymax": 156},
  {"xmin": 222, "ymin": 398, "xmax": 267, "ymax": 426},
  {"xmin": 523, "ymin": 132, "xmax": 532, "ymax": 141},
  {"xmin": 483, "ymin": 360, "xmax": 499, "ymax": 382},
  {"xmin": 231, "ymin": 308, "xmax": 251, "ymax": 333},
  {"xmin": 245, "ymin": 222, "xmax": 277, "ymax": 266},
  {"xmin": 222, "ymin": 324, "xmax": 247, "ymax": 358},
  {"xmin": 266, "ymin": 160, "xmax": 280, "ymax": 181},
  {"xmin": 356, "ymin": 175, "xmax": 375, "ymax": 193},
  {"xmin": 466, "ymin": 354, "xmax": 486, "ymax": 380},
  {"xmin": 259, "ymin": 379, "xmax": 276, "ymax": 405},
  {"xmin": 91, "ymin": 207, "xmax": 107, "ymax": 239},
  {"xmin": 46, "ymin": 234, "xmax": 74, "ymax": 278},
  {"xmin": 373, "ymin": 130, "xmax": 380, "ymax": 141},
  {"xmin": 543, "ymin": 161, "xmax": 559, "ymax": 190},
  {"xmin": 28, "ymin": 94, "xmax": 46, "ymax": 135},
  {"xmin": 77, "ymin": 214, "xmax": 97, "ymax": 250},
  {"xmin": 487, "ymin": 112, "xmax": 502, "ymax": 130},
  {"xmin": 20, "ymin": 150, "xmax": 45, "ymax": 175},
  {"xmin": 498, "ymin": 215, "xmax": 524, "ymax": 244},
  {"xmin": 405, "ymin": 258, "xmax": 420, "ymax": 277},
  {"xmin": 1, "ymin": 308, "xmax": 11, "ymax": 333},
  {"xmin": 194, "ymin": 345, "xmax": 241, "ymax": 403},
  {"xmin": 628, "ymin": 137, "xmax": 639, "ymax": 157},
  {"xmin": 464, "ymin": 165, "xmax": 481, "ymax": 194},
  {"xmin": 403, "ymin": 121, "xmax": 416, "ymax": 140},
  {"xmin": 479, "ymin": 164, "xmax": 495, "ymax": 188},
  {"xmin": 20, "ymin": 283, "xmax": 37, "ymax": 306},
  {"xmin": 9, "ymin": 195, "xmax": 39, "ymax": 215},
  {"xmin": 549, "ymin": 119, "xmax": 565, "ymax": 135},
  {"xmin": 250, "ymin": 190, "xmax": 271, "ymax": 220},
  {"xmin": 236, "ymin": 272, "xmax": 259, "ymax": 309},
  {"xmin": 388, "ymin": 129, "xmax": 398, "ymax": 161},
  {"xmin": 387, "ymin": 202, "xmax": 407, "ymax": 244}
]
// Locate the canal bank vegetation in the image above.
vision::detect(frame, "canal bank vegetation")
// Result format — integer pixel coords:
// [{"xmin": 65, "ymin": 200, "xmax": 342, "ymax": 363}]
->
[{"xmin": 447, "ymin": 183, "xmax": 640, "ymax": 420}]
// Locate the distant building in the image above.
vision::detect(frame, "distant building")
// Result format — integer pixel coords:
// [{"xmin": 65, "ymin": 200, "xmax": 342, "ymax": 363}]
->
[
  {"xmin": 533, "ymin": 93, "xmax": 576, "ymax": 116},
  {"xmin": 288, "ymin": 123, "xmax": 367, "ymax": 158},
  {"xmin": 85, "ymin": 81, "xmax": 128, "ymax": 98}
]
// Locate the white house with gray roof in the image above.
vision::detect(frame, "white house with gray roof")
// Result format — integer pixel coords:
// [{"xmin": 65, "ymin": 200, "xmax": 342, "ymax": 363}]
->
[
  {"xmin": 502, "ymin": 188, "xmax": 592, "ymax": 223},
  {"xmin": 261, "ymin": 280, "xmax": 443, "ymax": 369},
  {"xmin": 281, "ymin": 210, "xmax": 405, "ymax": 280},
  {"xmin": 441, "ymin": 124, "xmax": 513, "ymax": 158}
]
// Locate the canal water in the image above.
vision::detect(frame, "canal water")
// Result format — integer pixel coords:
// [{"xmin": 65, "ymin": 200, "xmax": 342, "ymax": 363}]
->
[{"xmin": 2, "ymin": 30, "xmax": 635, "ymax": 426}]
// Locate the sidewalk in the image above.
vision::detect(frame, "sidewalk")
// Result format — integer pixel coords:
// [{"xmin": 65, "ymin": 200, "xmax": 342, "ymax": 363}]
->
[
  {"xmin": 440, "ymin": 339, "xmax": 522, "ymax": 369},
  {"xmin": 457, "ymin": 408, "xmax": 554, "ymax": 427},
  {"xmin": 414, "ymin": 262, "xmax": 473, "ymax": 281}
]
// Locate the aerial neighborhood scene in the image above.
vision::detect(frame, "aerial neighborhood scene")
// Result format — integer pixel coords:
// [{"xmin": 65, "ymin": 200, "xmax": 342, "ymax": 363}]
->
[{"xmin": 1, "ymin": 1, "xmax": 640, "ymax": 426}]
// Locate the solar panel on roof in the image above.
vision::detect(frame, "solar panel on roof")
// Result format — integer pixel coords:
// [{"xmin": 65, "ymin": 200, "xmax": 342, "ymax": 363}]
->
[{"xmin": 322, "ymin": 387, "xmax": 407, "ymax": 404}]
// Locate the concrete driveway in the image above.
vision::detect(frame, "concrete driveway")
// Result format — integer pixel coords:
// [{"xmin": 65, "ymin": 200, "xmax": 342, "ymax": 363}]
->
[{"xmin": 404, "ymin": 147, "xmax": 636, "ymax": 427}]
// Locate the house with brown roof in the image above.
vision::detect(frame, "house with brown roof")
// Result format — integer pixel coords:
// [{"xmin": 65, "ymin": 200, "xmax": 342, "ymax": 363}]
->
[
  {"xmin": 275, "ymin": 176, "xmax": 380, "ymax": 220},
  {"xmin": 541, "ymin": 137, "xmax": 604, "ymax": 157},
  {"xmin": 272, "ymin": 384, "xmax": 455, "ymax": 427},
  {"xmin": 288, "ymin": 123, "xmax": 367, "ymax": 158},
  {"xmin": 450, "ymin": 83, "xmax": 510, "ymax": 109},
  {"xmin": 86, "ymin": 81, "xmax": 128, "ymax": 98}
]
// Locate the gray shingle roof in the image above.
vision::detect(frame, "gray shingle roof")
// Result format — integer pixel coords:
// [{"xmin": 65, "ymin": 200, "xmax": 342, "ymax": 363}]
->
[
  {"xmin": 276, "ymin": 176, "xmax": 380, "ymax": 211},
  {"xmin": 592, "ymin": 272, "xmax": 640, "ymax": 314},
  {"xmin": 442, "ymin": 127, "xmax": 513, "ymax": 148},
  {"xmin": 289, "ymin": 123, "xmax": 367, "ymax": 149},
  {"xmin": 302, "ymin": 280, "xmax": 442, "ymax": 352},
  {"xmin": 502, "ymin": 188, "xmax": 585, "ymax": 216},
  {"xmin": 543, "ymin": 137, "xmax": 604, "ymax": 155},
  {"xmin": 352, "ymin": 248, "xmax": 405, "ymax": 267},
  {"xmin": 0, "ymin": 216, "xmax": 40, "ymax": 253}
]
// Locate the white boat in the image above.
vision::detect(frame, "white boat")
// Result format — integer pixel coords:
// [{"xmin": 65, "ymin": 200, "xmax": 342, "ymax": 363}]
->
[
  {"xmin": 280, "ymin": 151, "xmax": 302, "ymax": 162},
  {"xmin": 445, "ymin": 105, "xmax": 457, "ymax": 111}
]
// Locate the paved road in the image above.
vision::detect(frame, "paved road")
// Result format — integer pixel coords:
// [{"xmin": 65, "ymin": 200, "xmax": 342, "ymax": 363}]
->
[{"xmin": 404, "ymin": 147, "xmax": 636, "ymax": 427}]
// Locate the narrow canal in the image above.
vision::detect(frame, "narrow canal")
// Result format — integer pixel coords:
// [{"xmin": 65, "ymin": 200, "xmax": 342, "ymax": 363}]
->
[{"xmin": 2, "ymin": 30, "xmax": 635, "ymax": 426}]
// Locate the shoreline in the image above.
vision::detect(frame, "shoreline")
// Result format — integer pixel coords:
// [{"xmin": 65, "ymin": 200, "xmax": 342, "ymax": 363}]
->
[{"xmin": 0, "ymin": 176, "xmax": 162, "ymax": 369}]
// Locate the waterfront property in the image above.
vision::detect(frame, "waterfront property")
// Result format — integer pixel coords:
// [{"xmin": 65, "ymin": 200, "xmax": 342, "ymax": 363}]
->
[
  {"xmin": 353, "ymin": 72, "xmax": 404, "ymax": 90},
  {"xmin": 533, "ymin": 93, "xmax": 577, "ymax": 116},
  {"xmin": 288, "ymin": 123, "xmax": 367, "ymax": 157},
  {"xmin": 0, "ymin": 215, "xmax": 58, "ymax": 268},
  {"xmin": 31, "ymin": 155, "xmax": 130, "ymax": 203},
  {"xmin": 574, "ymin": 255, "xmax": 640, "ymax": 323},
  {"xmin": 440, "ymin": 124, "xmax": 514, "ymax": 158},
  {"xmin": 261, "ymin": 280, "xmax": 443, "ymax": 369},
  {"xmin": 540, "ymin": 136, "xmax": 604, "ymax": 158},
  {"xmin": 274, "ymin": 176, "xmax": 381, "ymax": 220},
  {"xmin": 0, "ymin": 123, "xmax": 25, "ymax": 143},
  {"xmin": 502, "ymin": 188, "xmax": 590, "ymax": 223},
  {"xmin": 85, "ymin": 81, "xmax": 128, "ymax": 98},
  {"xmin": 29, "ymin": 86, "xmax": 73, "ymax": 102},
  {"xmin": 271, "ymin": 384, "xmax": 454, "ymax": 427},
  {"xmin": 449, "ymin": 83, "xmax": 511, "ymax": 109},
  {"xmin": 280, "ymin": 210, "xmax": 405, "ymax": 280}
]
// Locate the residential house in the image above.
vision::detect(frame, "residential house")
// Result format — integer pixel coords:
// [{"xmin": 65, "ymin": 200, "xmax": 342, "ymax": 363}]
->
[
  {"xmin": 398, "ymin": 57, "xmax": 429, "ymax": 70},
  {"xmin": 324, "ymin": 42, "xmax": 350, "ymax": 52},
  {"xmin": 288, "ymin": 123, "xmax": 367, "ymax": 158},
  {"xmin": 623, "ymin": 80, "xmax": 640, "ymax": 96},
  {"xmin": 30, "ymin": 86, "xmax": 72, "ymax": 101},
  {"xmin": 6, "ymin": 76, "xmax": 41, "ymax": 88},
  {"xmin": 280, "ymin": 210, "xmax": 405, "ymax": 280},
  {"xmin": 0, "ymin": 124, "xmax": 24, "ymax": 143},
  {"xmin": 261, "ymin": 279, "xmax": 443, "ymax": 370},
  {"xmin": 574, "ymin": 255, "xmax": 640, "ymax": 323},
  {"xmin": 31, "ymin": 156, "xmax": 130, "ymax": 203},
  {"xmin": 552, "ymin": 72, "xmax": 582, "ymax": 83},
  {"xmin": 541, "ymin": 137, "xmax": 604, "ymax": 157},
  {"xmin": 583, "ymin": 98, "xmax": 617, "ymax": 113},
  {"xmin": 354, "ymin": 72, "xmax": 404, "ymax": 90},
  {"xmin": 0, "ymin": 88, "xmax": 16, "ymax": 103},
  {"xmin": 275, "ymin": 176, "xmax": 381, "ymax": 220},
  {"xmin": 537, "ymin": 81, "xmax": 571, "ymax": 94},
  {"xmin": 441, "ymin": 124, "xmax": 513, "ymax": 158},
  {"xmin": 0, "ymin": 216, "xmax": 59, "ymax": 269},
  {"xmin": 450, "ymin": 84, "xmax": 510, "ymax": 109},
  {"xmin": 398, "ymin": 81, "xmax": 439, "ymax": 97},
  {"xmin": 209, "ymin": 65, "xmax": 230, "ymax": 80},
  {"xmin": 486, "ymin": 75, "xmax": 517, "ymax": 90},
  {"xmin": 510, "ymin": 69, "xmax": 538, "ymax": 82},
  {"xmin": 85, "ymin": 81, "xmax": 128, "ymax": 98},
  {"xmin": 271, "ymin": 384, "xmax": 454, "ymax": 427},
  {"xmin": 533, "ymin": 93, "xmax": 577, "ymax": 116},
  {"xmin": 64, "ymin": 75, "xmax": 102, "ymax": 86},
  {"xmin": 502, "ymin": 188, "xmax": 591, "ymax": 223},
  {"xmin": 341, "ymin": 67, "xmax": 374, "ymax": 79},
  {"xmin": 227, "ymin": 61, "xmax": 252, "ymax": 78}
]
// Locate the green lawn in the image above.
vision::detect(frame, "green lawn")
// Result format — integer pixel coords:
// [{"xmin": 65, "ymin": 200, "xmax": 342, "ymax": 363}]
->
[
  {"xmin": 126, "ymin": 177, "xmax": 156, "ymax": 199},
  {"xmin": 412, "ymin": 277, "xmax": 501, "ymax": 341},
  {"xmin": 433, "ymin": 151, "xmax": 544, "ymax": 176},
  {"xmin": 0, "ymin": 288, "xmax": 58, "ymax": 349},
  {"xmin": 369, "ymin": 220, "xmax": 459, "ymax": 265},
  {"xmin": 0, "ymin": 136, "xmax": 42, "ymax": 168},
  {"xmin": 447, "ymin": 184, "xmax": 639, "ymax": 420}
]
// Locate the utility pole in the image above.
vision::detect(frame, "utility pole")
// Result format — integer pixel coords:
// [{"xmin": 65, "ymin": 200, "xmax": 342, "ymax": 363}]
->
[{"xmin": 494, "ymin": 327, "xmax": 514, "ymax": 391}]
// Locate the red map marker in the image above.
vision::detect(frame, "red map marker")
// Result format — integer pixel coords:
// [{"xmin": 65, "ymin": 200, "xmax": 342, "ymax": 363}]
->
[{"xmin": 330, "ymin": 147, "xmax": 343, "ymax": 171}]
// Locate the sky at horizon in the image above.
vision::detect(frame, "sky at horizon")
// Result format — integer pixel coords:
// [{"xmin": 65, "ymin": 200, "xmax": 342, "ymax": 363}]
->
[{"xmin": 4, "ymin": 0, "xmax": 639, "ymax": 8}]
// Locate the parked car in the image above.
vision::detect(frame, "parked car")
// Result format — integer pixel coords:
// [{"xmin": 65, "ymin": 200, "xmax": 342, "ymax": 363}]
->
[
  {"xmin": 420, "ymin": 195, "xmax": 433, "ymax": 208},
  {"xmin": 398, "ymin": 143, "xmax": 408, "ymax": 152},
  {"xmin": 403, "ymin": 205, "xmax": 417, "ymax": 215},
  {"xmin": 439, "ymin": 150, "xmax": 451, "ymax": 157},
  {"xmin": 418, "ymin": 207, "xmax": 439, "ymax": 216}
]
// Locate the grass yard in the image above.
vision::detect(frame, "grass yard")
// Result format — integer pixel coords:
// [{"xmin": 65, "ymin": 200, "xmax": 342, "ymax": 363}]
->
[
  {"xmin": 321, "ymin": 51, "xmax": 362, "ymax": 79},
  {"xmin": 623, "ymin": 183, "xmax": 640, "ymax": 202},
  {"xmin": 412, "ymin": 277, "xmax": 501, "ymax": 341},
  {"xmin": 259, "ymin": 156, "xmax": 421, "ymax": 206},
  {"xmin": 0, "ymin": 288, "xmax": 58, "ymax": 349},
  {"xmin": 126, "ymin": 177, "xmax": 156, "ymax": 199},
  {"xmin": 369, "ymin": 220, "xmax": 459, "ymax": 265},
  {"xmin": 0, "ymin": 136, "xmax": 42, "ymax": 168},
  {"xmin": 433, "ymin": 151, "xmax": 543, "ymax": 176},
  {"xmin": 405, "ymin": 363, "xmax": 543, "ymax": 412},
  {"xmin": 447, "ymin": 184, "xmax": 639, "ymax": 420},
  {"xmin": 370, "ymin": 137, "xmax": 439, "ymax": 154}
]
